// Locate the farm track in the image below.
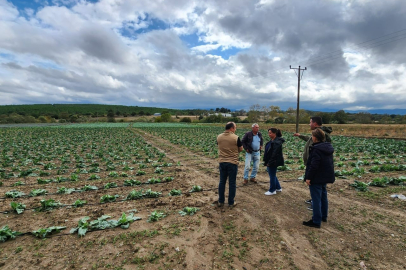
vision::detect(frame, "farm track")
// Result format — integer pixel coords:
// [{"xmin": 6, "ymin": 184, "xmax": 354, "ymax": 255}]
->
[{"xmin": 131, "ymin": 127, "xmax": 406, "ymax": 270}]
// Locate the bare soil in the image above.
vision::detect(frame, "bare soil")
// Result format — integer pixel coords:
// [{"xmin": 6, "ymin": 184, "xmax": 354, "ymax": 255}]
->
[{"xmin": 0, "ymin": 127, "xmax": 405, "ymax": 270}]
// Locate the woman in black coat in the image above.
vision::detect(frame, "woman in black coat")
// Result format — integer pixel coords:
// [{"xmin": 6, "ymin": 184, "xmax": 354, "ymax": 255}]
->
[
  {"xmin": 263, "ymin": 128, "xmax": 285, "ymax": 195},
  {"xmin": 303, "ymin": 129, "xmax": 335, "ymax": 228}
]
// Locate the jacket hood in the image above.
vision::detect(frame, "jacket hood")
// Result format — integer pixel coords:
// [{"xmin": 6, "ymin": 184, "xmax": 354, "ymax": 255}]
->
[
  {"xmin": 312, "ymin": 142, "xmax": 334, "ymax": 155},
  {"xmin": 320, "ymin": 126, "xmax": 333, "ymax": 134},
  {"xmin": 273, "ymin": 137, "xmax": 285, "ymax": 144}
]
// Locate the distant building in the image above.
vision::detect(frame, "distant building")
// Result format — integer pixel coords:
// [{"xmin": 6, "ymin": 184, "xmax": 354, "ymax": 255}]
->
[
  {"xmin": 153, "ymin": 113, "xmax": 161, "ymax": 116},
  {"xmin": 210, "ymin": 113, "xmax": 232, "ymax": 117}
]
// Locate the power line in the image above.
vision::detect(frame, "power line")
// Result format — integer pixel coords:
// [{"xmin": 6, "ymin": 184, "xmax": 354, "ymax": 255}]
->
[
  {"xmin": 307, "ymin": 28, "xmax": 406, "ymax": 63},
  {"xmin": 305, "ymin": 29, "xmax": 406, "ymax": 67},
  {"xmin": 306, "ymin": 34, "xmax": 406, "ymax": 67}
]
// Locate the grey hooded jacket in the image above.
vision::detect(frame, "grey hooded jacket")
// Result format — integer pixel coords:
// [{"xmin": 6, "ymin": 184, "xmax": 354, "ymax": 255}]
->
[{"xmin": 298, "ymin": 126, "xmax": 333, "ymax": 164}]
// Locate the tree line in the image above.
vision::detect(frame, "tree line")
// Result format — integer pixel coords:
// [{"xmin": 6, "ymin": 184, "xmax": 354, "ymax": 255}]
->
[
  {"xmin": 241, "ymin": 104, "xmax": 406, "ymax": 124},
  {"xmin": 0, "ymin": 104, "xmax": 404, "ymax": 124}
]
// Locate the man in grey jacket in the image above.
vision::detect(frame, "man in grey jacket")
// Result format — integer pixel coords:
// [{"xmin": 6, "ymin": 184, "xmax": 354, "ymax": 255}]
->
[
  {"xmin": 241, "ymin": 123, "xmax": 263, "ymax": 185},
  {"xmin": 294, "ymin": 116, "xmax": 332, "ymax": 207}
]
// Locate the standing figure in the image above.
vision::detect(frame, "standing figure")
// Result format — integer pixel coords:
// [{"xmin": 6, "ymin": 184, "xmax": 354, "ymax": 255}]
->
[
  {"xmin": 217, "ymin": 122, "xmax": 243, "ymax": 207},
  {"xmin": 302, "ymin": 129, "xmax": 335, "ymax": 228},
  {"xmin": 263, "ymin": 128, "xmax": 285, "ymax": 195},
  {"xmin": 294, "ymin": 116, "xmax": 332, "ymax": 208},
  {"xmin": 241, "ymin": 123, "xmax": 263, "ymax": 185}
]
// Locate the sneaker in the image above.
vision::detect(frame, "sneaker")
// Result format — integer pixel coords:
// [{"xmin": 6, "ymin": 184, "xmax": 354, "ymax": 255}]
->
[
  {"xmin": 307, "ymin": 206, "xmax": 313, "ymax": 211},
  {"xmin": 250, "ymin": 178, "xmax": 257, "ymax": 183},
  {"xmin": 302, "ymin": 219, "xmax": 320, "ymax": 228},
  {"xmin": 228, "ymin": 202, "xmax": 237, "ymax": 208},
  {"xmin": 243, "ymin": 179, "xmax": 248, "ymax": 185},
  {"xmin": 276, "ymin": 189, "xmax": 282, "ymax": 192},
  {"xmin": 264, "ymin": 191, "xmax": 276, "ymax": 195},
  {"xmin": 305, "ymin": 199, "xmax": 312, "ymax": 204},
  {"xmin": 217, "ymin": 202, "xmax": 224, "ymax": 207}
]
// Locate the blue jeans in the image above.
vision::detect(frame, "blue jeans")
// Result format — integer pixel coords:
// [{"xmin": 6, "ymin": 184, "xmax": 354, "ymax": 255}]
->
[
  {"xmin": 219, "ymin": 162, "xmax": 238, "ymax": 205},
  {"xmin": 309, "ymin": 184, "xmax": 328, "ymax": 225},
  {"xmin": 244, "ymin": 151, "xmax": 260, "ymax": 179},
  {"xmin": 266, "ymin": 166, "xmax": 281, "ymax": 192}
]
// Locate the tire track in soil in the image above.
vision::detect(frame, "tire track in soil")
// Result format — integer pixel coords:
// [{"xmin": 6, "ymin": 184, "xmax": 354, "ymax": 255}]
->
[{"xmin": 131, "ymin": 128, "xmax": 330, "ymax": 269}]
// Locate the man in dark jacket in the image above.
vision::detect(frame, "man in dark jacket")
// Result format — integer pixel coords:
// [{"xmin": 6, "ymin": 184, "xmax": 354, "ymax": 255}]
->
[
  {"xmin": 241, "ymin": 123, "xmax": 263, "ymax": 185},
  {"xmin": 303, "ymin": 129, "xmax": 335, "ymax": 228},
  {"xmin": 294, "ymin": 116, "xmax": 332, "ymax": 207}
]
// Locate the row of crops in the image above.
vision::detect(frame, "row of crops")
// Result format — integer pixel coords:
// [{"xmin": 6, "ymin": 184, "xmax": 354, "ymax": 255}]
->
[{"xmin": 0, "ymin": 124, "xmax": 203, "ymax": 243}]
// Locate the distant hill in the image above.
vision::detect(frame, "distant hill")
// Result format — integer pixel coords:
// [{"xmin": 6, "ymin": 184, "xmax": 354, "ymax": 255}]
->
[
  {"xmin": 347, "ymin": 109, "xmax": 406, "ymax": 115},
  {"xmin": 315, "ymin": 108, "xmax": 406, "ymax": 115},
  {"xmin": 0, "ymin": 104, "xmax": 199, "ymax": 116}
]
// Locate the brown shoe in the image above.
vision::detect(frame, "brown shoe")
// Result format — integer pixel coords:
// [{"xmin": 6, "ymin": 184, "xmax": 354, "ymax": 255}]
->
[
  {"xmin": 243, "ymin": 179, "xmax": 248, "ymax": 185},
  {"xmin": 250, "ymin": 178, "xmax": 257, "ymax": 183}
]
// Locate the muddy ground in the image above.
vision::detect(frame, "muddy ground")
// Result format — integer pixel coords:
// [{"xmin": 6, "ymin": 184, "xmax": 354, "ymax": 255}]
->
[{"xmin": 0, "ymin": 127, "xmax": 405, "ymax": 270}]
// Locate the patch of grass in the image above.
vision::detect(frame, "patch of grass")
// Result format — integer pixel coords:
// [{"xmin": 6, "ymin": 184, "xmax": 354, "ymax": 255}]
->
[
  {"xmin": 222, "ymin": 221, "xmax": 235, "ymax": 232},
  {"xmin": 335, "ymin": 223, "xmax": 345, "ymax": 232}
]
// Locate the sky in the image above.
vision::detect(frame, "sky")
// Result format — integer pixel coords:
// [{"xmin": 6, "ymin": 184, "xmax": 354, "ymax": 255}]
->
[{"xmin": 0, "ymin": 0, "xmax": 405, "ymax": 112}]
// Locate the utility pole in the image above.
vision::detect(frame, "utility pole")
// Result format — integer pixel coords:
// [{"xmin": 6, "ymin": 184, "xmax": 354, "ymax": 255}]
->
[{"xmin": 289, "ymin": 65, "xmax": 307, "ymax": 133}]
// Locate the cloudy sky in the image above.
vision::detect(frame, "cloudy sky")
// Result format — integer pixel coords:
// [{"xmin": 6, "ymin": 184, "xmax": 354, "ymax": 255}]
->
[{"xmin": 1, "ymin": 0, "xmax": 405, "ymax": 111}]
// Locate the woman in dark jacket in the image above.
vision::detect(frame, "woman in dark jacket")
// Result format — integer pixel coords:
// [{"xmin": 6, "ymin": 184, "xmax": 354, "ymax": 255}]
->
[
  {"xmin": 303, "ymin": 129, "xmax": 335, "ymax": 228},
  {"xmin": 263, "ymin": 128, "xmax": 285, "ymax": 195}
]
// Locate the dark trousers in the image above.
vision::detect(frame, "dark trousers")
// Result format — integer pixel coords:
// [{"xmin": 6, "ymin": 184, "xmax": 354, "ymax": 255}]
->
[
  {"xmin": 309, "ymin": 184, "xmax": 328, "ymax": 225},
  {"xmin": 218, "ymin": 162, "xmax": 238, "ymax": 205}
]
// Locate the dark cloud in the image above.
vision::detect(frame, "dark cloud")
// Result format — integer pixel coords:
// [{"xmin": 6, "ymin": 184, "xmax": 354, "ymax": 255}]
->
[{"xmin": 77, "ymin": 25, "xmax": 129, "ymax": 64}]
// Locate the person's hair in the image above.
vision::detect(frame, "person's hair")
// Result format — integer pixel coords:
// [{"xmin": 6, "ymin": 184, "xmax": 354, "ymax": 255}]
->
[
  {"xmin": 252, "ymin": 123, "xmax": 259, "ymax": 128},
  {"xmin": 225, "ymin": 122, "xmax": 235, "ymax": 130},
  {"xmin": 268, "ymin": 127, "xmax": 282, "ymax": 137},
  {"xmin": 310, "ymin": 116, "xmax": 322, "ymax": 126},
  {"xmin": 312, "ymin": 128, "xmax": 326, "ymax": 142}
]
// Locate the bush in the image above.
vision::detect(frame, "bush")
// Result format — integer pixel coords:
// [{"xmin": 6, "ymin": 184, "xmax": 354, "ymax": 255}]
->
[
  {"xmin": 180, "ymin": 117, "xmax": 192, "ymax": 123},
  {"xmin": 38, "ymin": 116, "xmax": 48, "ymax": 123},
  {"xmin": 161, "ymin": 113, "xmax": 172, "ymax": 122},
  {"xmin": 274, "ymin": 117, "xmax": 284, "ymax": 124}
]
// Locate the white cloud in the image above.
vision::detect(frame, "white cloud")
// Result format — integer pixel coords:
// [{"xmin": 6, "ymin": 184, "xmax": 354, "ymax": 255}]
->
[
  {"xmin": 0, "ymin": 0, "xmax": 18, "ymax": 21},
  {"xmin": 191, "ymin": 44, "xmax": 221, "ymax": 53}
]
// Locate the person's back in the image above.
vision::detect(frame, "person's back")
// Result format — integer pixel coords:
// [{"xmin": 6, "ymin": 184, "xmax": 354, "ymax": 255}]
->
[
  {"xmin": 305, "ymin": 142, "xmax": 335, "ymax": 185},
  {"xmin": 216, "ymin": 122, "xmax": 242, "ymax": 207},
  {"xmin": 217, "ymin": 131, "xmax": 240, "ymax": 165}
]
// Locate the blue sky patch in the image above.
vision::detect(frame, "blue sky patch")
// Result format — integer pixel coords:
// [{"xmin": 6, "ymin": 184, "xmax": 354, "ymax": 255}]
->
[
  {"xmin": 207, "ymin": 46, "xmax": 246, "ymax": 60},
  {"xmin": 33, "ymin": 61, "xmax": 63, "ymax": 71},
  {"xmin": 180, "ymin": 33, "xmax": 206, "ymax": 48},
  {"xmin": 9, "ymin": 0, "xmax": 42, "ymax": 11},
  {"xmin": 0, "ymin": 53, "xmax": 15, "ymax": 61},
  {"xmin": 119, "ymin": 15, "xmax": 169, "ymax": 39}
]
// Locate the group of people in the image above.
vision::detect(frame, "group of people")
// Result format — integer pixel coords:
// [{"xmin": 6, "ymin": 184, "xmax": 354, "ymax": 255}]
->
[{"xmin": 216, "ymin": 117, "xmax": 335, "ymax": 229}]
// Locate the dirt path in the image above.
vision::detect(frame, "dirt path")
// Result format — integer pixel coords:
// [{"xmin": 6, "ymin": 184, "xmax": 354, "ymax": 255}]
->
[{"xmin": 130, "ymin": 127, "xmax": 406, "ymax": 270}]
